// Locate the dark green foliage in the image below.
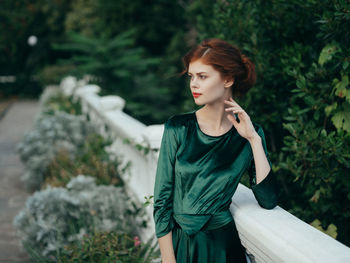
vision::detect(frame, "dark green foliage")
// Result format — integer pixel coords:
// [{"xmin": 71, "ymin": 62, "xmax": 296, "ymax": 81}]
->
[
  {"xmin": 0, "ymin": 0, "xmax": 189, "ymax": 118},
  {"xmin": 58, "ymin": 0, "xmax": 191, "ymax": 123},
  {"xmin": 0, "ymin": 0, "xmax": 72, "ymax": 97},
  {"xmin": 5, "ymin": 0, "xmax": 350, "ymax": 248},
  {"xmin": 52, "ymin": 29, "xmax": 161, "ymax": 96},
  {"xmin": 187, "ymin": 0, "xmax": 350, "ymax": 245}
]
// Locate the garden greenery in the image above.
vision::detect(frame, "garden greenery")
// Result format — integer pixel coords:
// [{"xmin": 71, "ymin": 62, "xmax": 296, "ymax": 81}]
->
[
  {"xmin": 187, "ymin": 0, "xmax": 350, "ymax": 245},
  {"xmin": 4, "ymin": 0, "xmax": 350, "ymax": 248},
  {"xmin": 57, "ymin": 230, "xmax": 160, "ymax": 263},
  {"xmin": 13, "ymin": 175, "xmax": 149, "ymax": 262},
  {"xmin": 15, "ymin": 111, "xmax": 97, "ymax": 191}
]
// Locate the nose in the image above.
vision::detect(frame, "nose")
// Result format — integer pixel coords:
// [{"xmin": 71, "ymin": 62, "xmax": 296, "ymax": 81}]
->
[
  {"xmin": 190, "ymin": 77, "xmax": 199, "ymax": 89},
  {"xmin": 191, "ymin": 84, "xmax": 199, "ymax": 91}
]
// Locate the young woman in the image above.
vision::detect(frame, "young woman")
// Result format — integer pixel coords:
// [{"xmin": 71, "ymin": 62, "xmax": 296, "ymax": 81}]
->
[{"xmin": 153, "ymin": 38, "xmax": 279, "ymax": 263}]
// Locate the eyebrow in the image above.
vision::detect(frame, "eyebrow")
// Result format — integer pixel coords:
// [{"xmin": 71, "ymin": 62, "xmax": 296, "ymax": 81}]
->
[{"xmin": 187, "ymin": 72, "xmax": 208, "ymax": 75}]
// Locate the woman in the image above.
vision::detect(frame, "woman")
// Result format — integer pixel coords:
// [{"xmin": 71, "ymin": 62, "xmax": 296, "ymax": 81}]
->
[{"xmin": 153, "ymin": 38, "xmax": 279, "ymax": 263}]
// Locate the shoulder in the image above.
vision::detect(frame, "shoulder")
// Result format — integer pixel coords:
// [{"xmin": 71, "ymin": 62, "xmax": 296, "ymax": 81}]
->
[{"xmin": 163, "ymin": 111, "xmax": 194, "ymax": 144}]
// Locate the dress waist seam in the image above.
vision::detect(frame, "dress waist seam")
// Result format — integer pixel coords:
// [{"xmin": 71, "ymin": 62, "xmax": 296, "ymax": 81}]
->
[{"xmin": 172, "ymin": 209, "xmax": 233, "ymax": 234}]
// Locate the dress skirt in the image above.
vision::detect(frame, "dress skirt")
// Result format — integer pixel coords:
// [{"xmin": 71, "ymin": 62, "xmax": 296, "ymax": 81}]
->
[{"xmin": 172, "ymin": 219, "xmax": 248, "ymax": 263}]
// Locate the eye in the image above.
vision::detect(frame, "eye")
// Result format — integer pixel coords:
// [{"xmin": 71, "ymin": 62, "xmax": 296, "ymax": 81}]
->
[{"xmin": 199, "ymin": 75, "xmax": 207, "ymax": 79}]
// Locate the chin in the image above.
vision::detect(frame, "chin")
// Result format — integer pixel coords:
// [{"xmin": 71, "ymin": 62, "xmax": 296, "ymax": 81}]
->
[
  {"xmin": 195, "ymin": 97, "xmax": 220, "ymax": 106},
  {"xmin": 194, "ymin": 100, "xmax": 206, "ymax": 106}
]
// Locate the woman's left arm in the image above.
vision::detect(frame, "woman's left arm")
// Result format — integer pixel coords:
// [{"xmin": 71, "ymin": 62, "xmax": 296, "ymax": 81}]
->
[
  {"xmin": 224, "ymin": 97, "xmax": 279, "ymax": 209},
  {"xmin": 247, "ymin": 126, "xmax": 279, "ymax": 209},
  {"xmin": 248, "ymin": 129, "xmax": 271, "ymax": 185}
]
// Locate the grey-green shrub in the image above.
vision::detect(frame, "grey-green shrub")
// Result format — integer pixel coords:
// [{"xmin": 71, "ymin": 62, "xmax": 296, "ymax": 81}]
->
[
  {"xmin": 13, "ymin": 175, "xmax": 148, "ymax": 262},
  {"xmin": 15, "ymin": 111, "xmax": 97, "ymax": 191}
]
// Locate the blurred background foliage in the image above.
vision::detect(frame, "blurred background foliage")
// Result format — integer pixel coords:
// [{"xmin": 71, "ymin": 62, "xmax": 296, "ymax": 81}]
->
[{"xmin": 1, "ymin": 0, "xmax": 349, "ymax": 246}]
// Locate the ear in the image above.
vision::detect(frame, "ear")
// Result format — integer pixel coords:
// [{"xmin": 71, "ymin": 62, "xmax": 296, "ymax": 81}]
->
[{"xmin": 224, "ymin": 78, "xmax": 234, "ymax": 88}]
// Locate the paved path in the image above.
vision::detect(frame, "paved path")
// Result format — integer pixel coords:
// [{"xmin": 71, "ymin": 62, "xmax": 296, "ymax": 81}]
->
[{"xmin": 0, "ymin": 99, "xmax": 39, "ymax": 263}]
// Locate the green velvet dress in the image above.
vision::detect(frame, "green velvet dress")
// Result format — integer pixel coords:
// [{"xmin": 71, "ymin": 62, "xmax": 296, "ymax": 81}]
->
[{"xmin": 153, "ymin": 110, "xmax": 279, "ymax": 263}]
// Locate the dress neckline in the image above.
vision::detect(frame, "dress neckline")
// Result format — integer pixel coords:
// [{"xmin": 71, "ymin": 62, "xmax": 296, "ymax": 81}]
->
[{"xmin": 192, "ymin": 110, "xmax": 235, "ymax": 138}]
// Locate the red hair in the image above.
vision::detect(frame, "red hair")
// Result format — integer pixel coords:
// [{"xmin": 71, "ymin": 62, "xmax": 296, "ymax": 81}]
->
[{"xmin": 180, "ymin": 38, "xmax": 256, "ymax": 98}]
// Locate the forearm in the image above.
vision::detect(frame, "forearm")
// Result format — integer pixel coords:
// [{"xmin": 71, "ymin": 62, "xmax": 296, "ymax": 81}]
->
[
  {"xmin": 158, "ymin": 231, "xmax": 176, "ymax": 263},
  {"xmin": 248, "ymin": 132, "xmax": 271, "ymax": 184}
]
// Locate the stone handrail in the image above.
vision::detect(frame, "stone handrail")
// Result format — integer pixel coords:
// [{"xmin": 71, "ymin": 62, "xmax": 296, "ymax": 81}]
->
[{"xmin": 57, "ymin": 76, "xmax": 350, "ymax": 263}]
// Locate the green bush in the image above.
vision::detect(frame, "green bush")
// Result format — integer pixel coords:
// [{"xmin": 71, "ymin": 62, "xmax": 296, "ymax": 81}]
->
[
  {"xmin": 40, "ymin": 90, "xmax": 83, "ymax": 116},
  {"xmin": 43, "ymin": 133, "xmax": 128, "ymax": 188},
  {"xmin": 186, "ymin": 0, "xmax": 350, "ymax": 245},
  {"xmin": 52, "ymin": 29, "xmax": 161, "ymax": 97},
  {"xmin": 15, "ymin": 111, "xmax": 97, "ymax": 191},
  {"xmin": 51, "ymin": 29, "xmax": 185, "ymax": 124},
  {"xmin": 0, "ymin": 0, "xmax": 72, "ymax": 97},
  {"xmin": 13, "ymin": 175, "xmax": 149, "ymax": 262},
  {"xmin": 57, "ymin": 231, "xmax": 160, "ymax": 263}
]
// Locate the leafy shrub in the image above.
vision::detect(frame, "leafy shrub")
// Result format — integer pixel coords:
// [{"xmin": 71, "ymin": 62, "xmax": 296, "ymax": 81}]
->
[
  {"xmin": 40, "ymin": 90, "xmax": 83, "ymax": 116},
  {"xmin": 13, "ymin": 175, "xmax": 148, "ymax": 262},
  {"xmin": 15, "ymin": 111, "xmax": 96, "ymax": 191},
  {"xmin": 52, "ymin": 29, "xmax": 161, "ymax": 97},
  {"xmin": 187, "ymin": 0, "xmax": 350, "ymax": 245},
  {"xmin": 280, "ymin": 53, "xmax": 350, "ymax": 243},
  {"xmin": 43, "ymin": 133, "xmax": 129, "ymax": 188},
  {"xmin": 57, "ymin": 230, "xmax": 160, "ymax": 263}
]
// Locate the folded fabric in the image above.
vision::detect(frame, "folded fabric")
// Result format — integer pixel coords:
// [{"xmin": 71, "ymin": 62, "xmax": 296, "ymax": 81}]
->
[{"xmin": 173, "ymin": 210, "xmax": 233, "ymax": 235}]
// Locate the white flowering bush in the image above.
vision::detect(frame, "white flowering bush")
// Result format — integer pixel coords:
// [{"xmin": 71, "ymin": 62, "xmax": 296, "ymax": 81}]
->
[
  {"xmin": 38, "ymin": 88, "xmax": 83, "ymax": 117},
  {"xmin": 13, "ymin": 175, "xmax": 148, "ymax": 262},
  {"xmin": 15, "ymin": 111, "xmax": 97, "ymax": 191}
]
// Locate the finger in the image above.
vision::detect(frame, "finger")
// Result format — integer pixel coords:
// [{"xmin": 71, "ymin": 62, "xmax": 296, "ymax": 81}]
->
[
  {"xmin": 224, "ymin": 101, "xmax": 242, "ymax": 111},
  {"xmin": 225, "ymin": 106, "xmax": 240, "ymax": 111},
  {"xmin": 225, "ymin": 99, "xmax": 242, "ymax": 109},
  {"xmin": 225, "ymin": 106, "xmax": 245, "ymax": 114},
  {"xmin": 224, "ymin": 100, "xmax": 235, "ymax": 106},
  {"xmin": 230, "ymin": 97, "xmax": 240, "ymax": 106},
  {"xmin": 231, "ymin": 109, "xmax": 245, "ymax": 114}
]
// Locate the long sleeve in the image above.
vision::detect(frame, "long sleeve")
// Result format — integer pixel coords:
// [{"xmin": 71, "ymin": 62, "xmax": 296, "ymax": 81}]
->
[
  {"xmin": 153, "ymin": 117, "xmax": 178, "ymax": 238},
  {"xmin": 248, "ymin": 126, "xmax": 279, "ymax": 209}
]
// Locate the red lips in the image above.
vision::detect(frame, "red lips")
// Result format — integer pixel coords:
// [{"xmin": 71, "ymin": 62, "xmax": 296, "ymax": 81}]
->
[{"xmin": 192, "ymin": 92, "xmax": 202, "ymax": 98}]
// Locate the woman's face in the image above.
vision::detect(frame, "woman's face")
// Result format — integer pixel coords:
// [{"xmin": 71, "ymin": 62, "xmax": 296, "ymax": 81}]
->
[{"xmin": 188, "ymin": 59, "xmax": 232, "ymax": 105}]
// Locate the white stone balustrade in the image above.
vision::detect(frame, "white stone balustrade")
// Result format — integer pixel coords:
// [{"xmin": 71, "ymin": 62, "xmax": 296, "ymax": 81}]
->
[{"xmin": 55, "ymin": 76, "xmax": 350, "ymax": 263}]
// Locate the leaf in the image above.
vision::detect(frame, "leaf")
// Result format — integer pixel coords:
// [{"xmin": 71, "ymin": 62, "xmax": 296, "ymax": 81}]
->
[
  {"xmin": 325, "ymin": 224, "xmax": 338, "ymax": 239},
  {"xmin": 331, "ymin": 103, "xmax": 350, "ymax": 132},
  {"xmin": 310, "ymin": 219, "xmax": 338, "ymax": 239},
  {"xmin": 324, "ymin": 102, "xmax": 337, "ymax": 117},
  {"xmin": 310, "ymin": 219, "xmax": 321, "ymax": 228},
  {"xmin": 310, "ymin": 189, "xmax": 320, "ymax": 203},
  {"xmin": 333, "ymin": 74, "xmax": 349, "ymax": 99},
  {"xmin": 282, "ymin": 123, "xmax": 297, "ymax": 137},
  {"xmin": 296, "ymin": 75, "xmax": 306, "ymax": 89},
  {"xmin": 318, "ymin": 44, "xmax": 338, "ymax": 66}
]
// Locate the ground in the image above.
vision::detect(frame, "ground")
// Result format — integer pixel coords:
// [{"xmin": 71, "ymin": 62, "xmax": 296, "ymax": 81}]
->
[{"xmin": 0, "ymin": 99, "xmax": 39, "ymax": 263}]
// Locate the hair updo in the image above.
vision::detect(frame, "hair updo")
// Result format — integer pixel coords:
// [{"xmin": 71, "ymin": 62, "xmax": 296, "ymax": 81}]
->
[{"xmin": 179, "ymin": 38, "xmax": 256, "ymax": 98}]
